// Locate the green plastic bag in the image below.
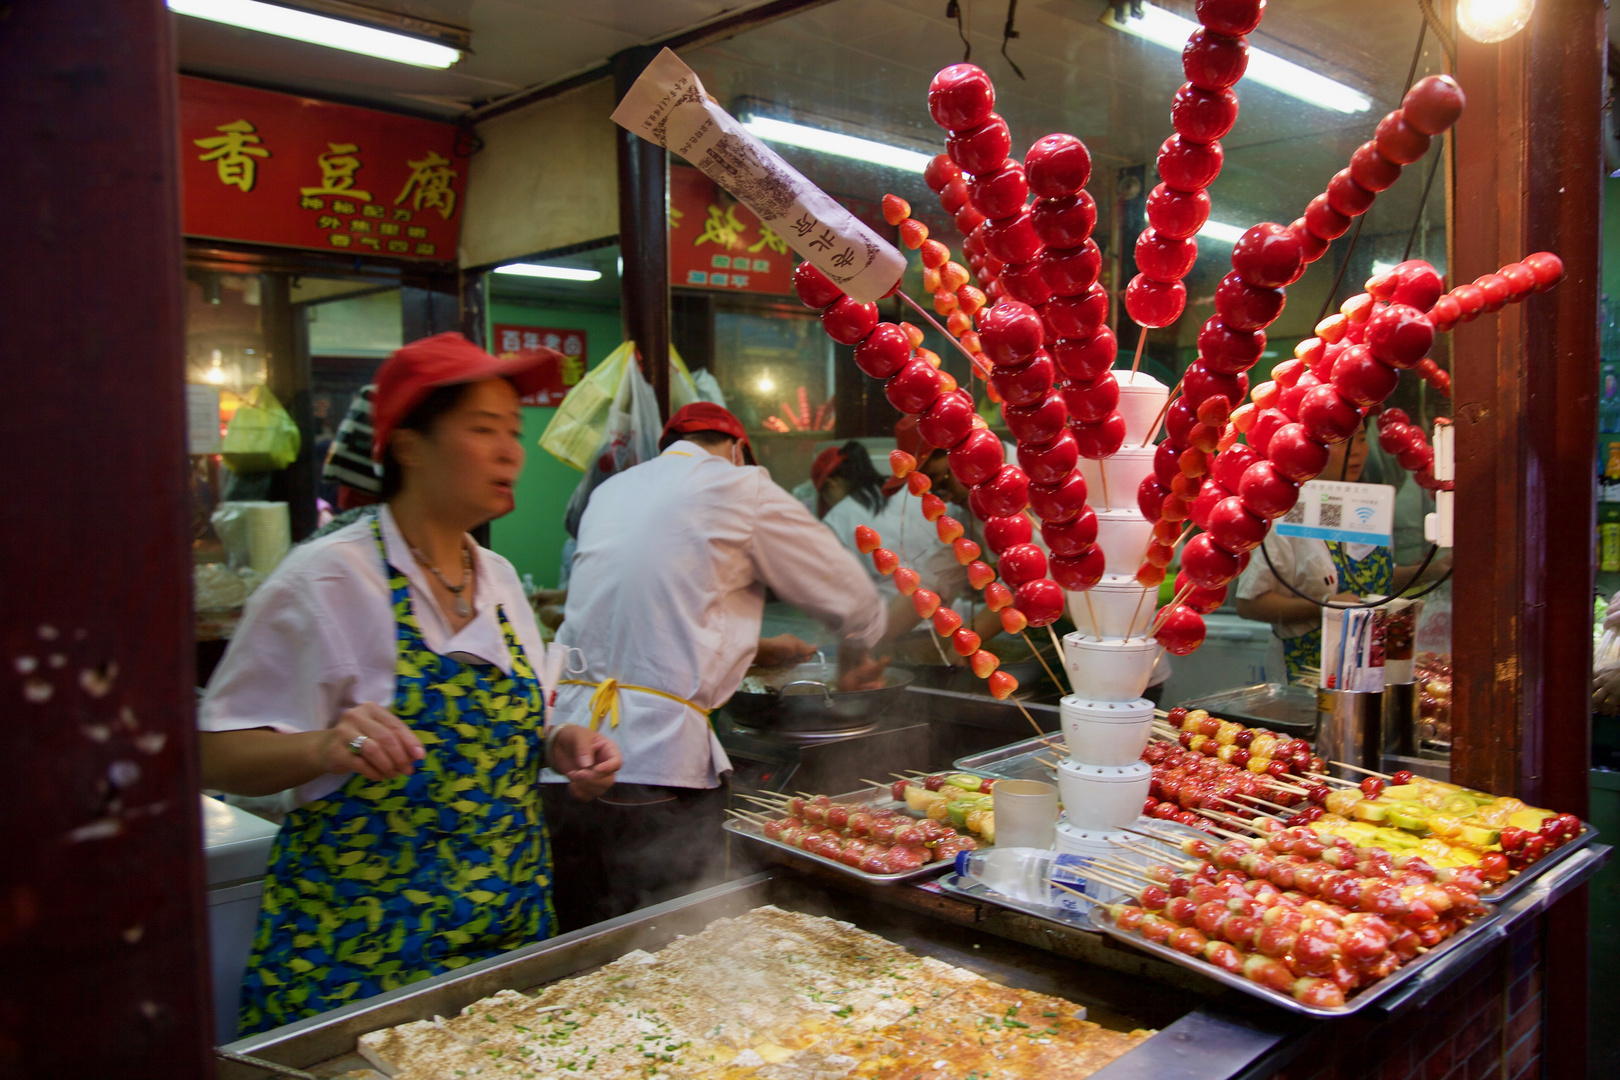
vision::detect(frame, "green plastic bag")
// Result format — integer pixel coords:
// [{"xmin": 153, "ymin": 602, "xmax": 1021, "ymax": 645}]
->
[
  {"xmin": 222, "ymin": 385, "xmax": 301, "ymax": 472},
  {"xmin": 539, "ymin": 341, "xmax": 697, "ymax": 471}
]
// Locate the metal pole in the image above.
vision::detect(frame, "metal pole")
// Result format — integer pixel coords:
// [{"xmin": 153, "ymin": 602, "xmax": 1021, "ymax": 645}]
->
[{"xmin": 613, "ymin": 45, "xmax": 672, "ymax": 422}]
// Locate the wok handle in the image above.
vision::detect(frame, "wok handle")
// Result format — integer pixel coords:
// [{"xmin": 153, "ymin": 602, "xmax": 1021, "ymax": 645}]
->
[{"xmin": 781, "ymin": 680, "xmax": 835, "ymax": 706}]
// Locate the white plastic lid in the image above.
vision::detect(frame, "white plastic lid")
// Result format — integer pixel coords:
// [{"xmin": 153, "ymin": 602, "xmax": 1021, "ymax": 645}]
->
[
  {"xmin": 1061, "ymin": 696, "xmax": 1155, "ymax": 722},
  {"xmin": 1057, "ymin": 759, "xmax": 1152, "ymax": 782}
]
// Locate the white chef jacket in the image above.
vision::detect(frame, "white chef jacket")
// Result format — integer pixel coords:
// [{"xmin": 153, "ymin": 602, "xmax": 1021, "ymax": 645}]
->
[
  {"xmin": 550, "ymin": 442, "xmax": 887, "ymax": 789},
  {"xmin": 198, "ymin": 505, "xmax": 547, "ymax": 807}
]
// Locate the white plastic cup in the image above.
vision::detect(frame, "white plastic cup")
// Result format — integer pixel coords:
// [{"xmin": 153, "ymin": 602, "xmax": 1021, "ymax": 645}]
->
[
  {"xmin": 1078, "ymin": 446, "xmax": 1157, "ymax": 513},
  {"xmin": 1066, "ymin": 574, "xmax": 1155, "ymax": 639},
  {"xmin": 1056, "ymin": 759, "xmax": 1152, "ymax": 831},
  {"xmin": 1062, "ymin": 634, "xmax": 1164, "ymax": 701},
  {"xmin": 993, "ymin": 779, "xmax": 1059, "ymax": 850},
  {"xmin": 1115, "ymin": 371, "xmax": 1170, "ymax": 445},
  {"xmin": 1060, "ymin": 696, "xmax": 1155, "ymax": 766},
  {"xmin": 1092, "ymin": 509, "xmax": 1155, "ymax": 577}
]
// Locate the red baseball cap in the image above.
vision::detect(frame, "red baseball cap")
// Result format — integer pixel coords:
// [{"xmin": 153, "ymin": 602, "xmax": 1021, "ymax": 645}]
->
[
  {"xmin": 809, "ymin": 446, "xmax": 846, "ymax": 491},
  {"xmin": 661, "ymin": 402, "xmax": 756, "ymax": 464},
  {"xmin": 371, "ymin": 332, "xmax": 562, "ymax": 459}
]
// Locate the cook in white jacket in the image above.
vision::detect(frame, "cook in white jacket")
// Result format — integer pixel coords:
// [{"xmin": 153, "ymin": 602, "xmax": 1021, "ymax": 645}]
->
[{"xmin": 542, "ymin": 402, "xmax": 889, "ymax": 928}]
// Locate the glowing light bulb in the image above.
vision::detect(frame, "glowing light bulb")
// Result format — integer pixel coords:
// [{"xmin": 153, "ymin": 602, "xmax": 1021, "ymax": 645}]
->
[
  {"xmin": 757, "ymin": 375, "xmax": 776, "ymax": 394},
  {"xmin": 1457, "ymin": 0, "xmax": 1535, "ymax": 44}
]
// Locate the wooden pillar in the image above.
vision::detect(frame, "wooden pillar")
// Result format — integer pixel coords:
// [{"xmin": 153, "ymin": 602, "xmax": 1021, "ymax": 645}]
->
[
  {"xmin": 613, "ymin": 46, "xmax": 672, "ymax": 421},
  {"xmin": 1450, "ymin": 2, "xmax": 1603, "ymax": 1077},
  {"xmin": 0, "ymin": 1, "xmax": 214, "ymax": 1074}
]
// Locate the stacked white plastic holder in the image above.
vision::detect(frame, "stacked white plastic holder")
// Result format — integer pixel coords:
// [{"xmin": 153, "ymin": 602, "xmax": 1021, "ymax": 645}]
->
[{"xmin": 1056, "ymin": 372, "xmax": 1167, "ymax": 833}]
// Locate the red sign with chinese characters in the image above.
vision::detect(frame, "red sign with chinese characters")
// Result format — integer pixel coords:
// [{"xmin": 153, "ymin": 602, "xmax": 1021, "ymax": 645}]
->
[
  {"xmin": 179, "ymin": 76, "xmax": 463, "ymax": 261},
  {"xmin": 491, "ymin": 324, "xmax": 587, "ymax": 407},
  {"xmin": 668, "ymin": 167, "xmax": 794, "ymax": 295}
]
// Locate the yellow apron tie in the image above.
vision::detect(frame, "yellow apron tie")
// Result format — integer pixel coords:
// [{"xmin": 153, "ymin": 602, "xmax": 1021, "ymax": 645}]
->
[{"xmin": 558, "ymin": 678, "xmax": 708, "ymax": 731}]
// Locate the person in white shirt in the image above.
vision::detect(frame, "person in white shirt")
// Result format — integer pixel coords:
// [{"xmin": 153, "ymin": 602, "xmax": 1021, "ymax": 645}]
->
[
  {"xmin": 544, "ymin": 402, "xmax": 888, "ymax": 928},
  {"xmin": 197, "ymin": 333, "xmax": 620, "ymax": 1034}
]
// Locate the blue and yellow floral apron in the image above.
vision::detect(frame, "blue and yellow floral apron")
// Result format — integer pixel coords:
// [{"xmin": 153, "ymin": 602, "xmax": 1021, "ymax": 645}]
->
[
  {"xmin": 238, "ymin": 520, "xmax": 555, "ymax": 1035},
  {"xmin": 1280, "ymin": 542, "xmax": 1395, "ymax": 683}
]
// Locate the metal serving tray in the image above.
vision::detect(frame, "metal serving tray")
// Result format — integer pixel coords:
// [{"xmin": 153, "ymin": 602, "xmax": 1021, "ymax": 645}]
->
[
  {"xmin": 956, "ymin": 737, "xmax": 1600, "ymax": 906},
  {"xmin": 1177, "ymin": 684, "xmax": 1320, "ymax": 735},
  {"xmin": 954, "ymin": 733, "xmax": 1069, "ymax": 781},
  {"xmin": 723, "ymin": 784, "xmax": 972, "ymax": 885},
  {"xmin": 943, "ymin": 871, "xmax": 1503, "ymax": 1019},
  {"xmin": 1479, "ymin": 822, "xmax": 1597, "ymax": 903}
]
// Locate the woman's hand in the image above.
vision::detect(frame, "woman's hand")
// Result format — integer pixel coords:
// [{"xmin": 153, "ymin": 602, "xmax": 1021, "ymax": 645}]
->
[
  {"xmin": 550, "ymin": 724, "xmax": 621, "ymax": 801},
  {"xmin": 316, "ymin": 703, "xmax": 426, "ymax": 782}
]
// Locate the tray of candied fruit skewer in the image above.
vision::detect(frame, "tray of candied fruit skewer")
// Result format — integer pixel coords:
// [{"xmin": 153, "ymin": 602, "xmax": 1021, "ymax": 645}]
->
[
  {"xmin": 724, "ymin": 779, "xmax": 993, "ymax": 884},
  {"xmin": 949, "ymin": 820, "xmax": 1505, "ymax": 1018}
]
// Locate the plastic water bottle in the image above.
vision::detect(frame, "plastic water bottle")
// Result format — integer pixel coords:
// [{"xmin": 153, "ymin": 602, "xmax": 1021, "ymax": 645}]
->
[{"xmin": 952, "ymin": 848, "xmax": 1095, "ymax": 906}]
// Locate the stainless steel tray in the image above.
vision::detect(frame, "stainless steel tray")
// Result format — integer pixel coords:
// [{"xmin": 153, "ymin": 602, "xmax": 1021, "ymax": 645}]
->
[
  {"xmin": 1177, "ymin": 683, "xmax": 1319, "ymax": 735},
  {"xmin": 945, "ymin": 873, "xmax": 1504, "ymax": 1019},
  {"xmin": 1478, "ymin": 822, "xmax": 1597, "ymax": 903},
  {"xmin": 954, "ymin": 733, "xmax": 1069, "ymax": 781},
  {"xmin": 723, "ymin": 784, "xmax": 974, "ymax": 885}
]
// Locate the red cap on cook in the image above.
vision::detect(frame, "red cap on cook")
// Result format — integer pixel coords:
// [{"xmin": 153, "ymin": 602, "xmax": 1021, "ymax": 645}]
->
[
  {"xmin": 809, "ymin": 447, "xmax": 846, "ymax": 491},
  {"xmin": 661, "ymin": 402, "xmax": 757, "ymax": 464},
  {"xmin": 371, "ymin": 332, "xmax": 561, "ymax": 459}
]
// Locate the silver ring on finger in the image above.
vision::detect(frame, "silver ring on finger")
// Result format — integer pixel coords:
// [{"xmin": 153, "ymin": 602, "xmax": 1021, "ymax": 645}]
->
[{"xmin": 347, "ymin": 734, "xmax": 370, "ymax": 755}]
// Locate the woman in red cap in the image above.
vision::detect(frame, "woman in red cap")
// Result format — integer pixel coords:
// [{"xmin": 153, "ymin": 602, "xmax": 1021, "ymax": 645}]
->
[
  {"xmin": 198, "ymin": 333, "xmax": 621, "ymax": 1035},
  {"xmin": 542, "ymin": 401, "xmax": 889, "ymax": 928}
]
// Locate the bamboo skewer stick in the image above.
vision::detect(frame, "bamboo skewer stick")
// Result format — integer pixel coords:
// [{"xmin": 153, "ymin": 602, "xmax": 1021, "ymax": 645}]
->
[
  {"xmin": 1227, "ymin": 792, "xmax": 1295, "ymax": 815},
  {"xmin": 1124, "ymin": 590, "xmax": 1151, "ymax": 643},
  {"xmin": 1048, "ymin": 880, "xmax": 1103, "ymax": 905},
  {"xmin": 1130, "ymin": 326, "xmax": 1148, "ymax": 376},
  {"xmin": 1216, "ymin": 798, "xmax": 1285, "ymax": 821},
  {"xmin": 1045, "ymin": 623, "xmax": 1075, "ymax": 695},
  {"xmin": 1149, "ymin": 583, "xmax": 1197, "ymax": 636},
  {"xmin": 1022, "ymin": 631, "xmax": 1068, "ymax": 697},
  {"xmin": 1083, "ymin": 591, "xmax": 1103, "ymax": 641},
  {"xmin": 1329, "ymin": 760, "xmax": 1395, "ymax": 780},
  {"xmin": 1139, "ymin": 377, "xmax": 1185, "ymax": 447},
  {"xmin": 897, "ymin": 290, "xmax": 995, "ymax": 379},
  {"xmin": 1305, "ymin": 771, "xmax": 1360, "ymax": 787},
  {"xmin": 1099, "ymin": 459, "xmax": 1111, "ymax": 510},
  {"xmin": 1010, "ymin": 697, "xmax": 1067, "ymax": 756},
  {"xmin": 1154, "ymin": 708, "xmax": 1170, "ymax": 718}
]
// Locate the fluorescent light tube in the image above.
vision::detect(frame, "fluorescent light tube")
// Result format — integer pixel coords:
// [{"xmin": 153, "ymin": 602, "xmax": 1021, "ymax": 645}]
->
[
  {"xmin": 168, "ymin": 0, "xmax": 462, "ymax": 68},
  {"xmin": 493, "ymin": 264, "xmax": 602, "ymax": 282},
  {"xmin": 741, "ymin": 115, "xmax": 931, "ymax": 174},
  {"xmin": 1103, "ymin": 3, "xmax": 1371, "ymax": 114},
  {"xmin": 1197, "ymin": 220, "xmax": 1248, "ymax": 244}
]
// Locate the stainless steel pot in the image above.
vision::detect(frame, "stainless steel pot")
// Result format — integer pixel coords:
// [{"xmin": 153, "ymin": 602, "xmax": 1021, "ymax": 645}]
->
[{"xmin": 724, "ymin": 660, "xmax": 914, "ymax": 734}]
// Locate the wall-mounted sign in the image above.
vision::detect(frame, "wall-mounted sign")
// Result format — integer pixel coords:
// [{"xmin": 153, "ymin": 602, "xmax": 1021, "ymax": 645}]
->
[
  {"xmin": 179, "ymin": 76, "xmax": 464, "ymax": 261},
  {"xmin": 669, "ymin": 167, "xmax": 795, "ymax": 296},
  {"xmin": 492, "ymin": 324, "xmax": 587, "ymax": 407},
  {"xmin": 1275, "ymin": 480, "xmax": 1396, "ymax": 549}
]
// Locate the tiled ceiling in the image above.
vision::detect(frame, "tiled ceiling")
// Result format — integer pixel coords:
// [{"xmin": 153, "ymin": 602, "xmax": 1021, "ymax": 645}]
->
[{"xmin": 173, "ymin": 0, "xmax": 784, "ymax": 116}]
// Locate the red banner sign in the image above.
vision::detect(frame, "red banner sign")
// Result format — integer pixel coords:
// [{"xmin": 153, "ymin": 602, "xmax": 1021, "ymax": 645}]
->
[
  {"xmin": 491, "ymin": 324, "xmax": 587, "ymax": 407},
  {"xmin": 669, "ymin": 167, "xmax": 794, "ymax": 295},
  {"xmin": 179, "ymin": 76, "xmax": 463, "ymax": 261}
]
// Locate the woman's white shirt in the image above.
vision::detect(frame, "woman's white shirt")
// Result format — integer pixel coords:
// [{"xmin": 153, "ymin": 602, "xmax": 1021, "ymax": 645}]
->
[
  {"xmin": 1235, "ymin": 532, "xmax": 1337, "ymax": 641},
  {"xmin": 197, "ymin": 505, "xmax": 546, "ymax": 806}
]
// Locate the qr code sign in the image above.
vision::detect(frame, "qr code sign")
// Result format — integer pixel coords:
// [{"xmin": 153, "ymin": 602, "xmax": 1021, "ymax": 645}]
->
[
  {"xmin": 1282, "ymin": 502, "xmax": 1305, "ymax": 524},
  {"xmin": 1319, "ymin": 502, "xmax": 1343, "ymax": 527}
]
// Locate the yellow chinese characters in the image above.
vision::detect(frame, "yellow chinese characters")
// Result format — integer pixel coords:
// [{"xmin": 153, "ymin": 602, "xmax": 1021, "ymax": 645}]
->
[
  {"xmin": 395, "ymin": 151, "xmax": 458, "ymax": 219},
  {"xmin": 195, "ymin": 120, "xmax": 269, "ymax": 193},
  {"xmin": 301, "ymin": 143, "xmax": 372, "ymax": 201},
  {"xmin": 696, "ymin": 204, "xmax": 745, "ymax": 250},
  {"xmin": 748, "ymin": 224, "xmax": 787, "ymax": 255}
]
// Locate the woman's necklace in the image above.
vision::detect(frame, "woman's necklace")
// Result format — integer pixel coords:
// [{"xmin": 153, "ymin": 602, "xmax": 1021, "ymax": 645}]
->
[{"xmin": 410, "ymin": 541, "xmax": 474, "ymax": 618}]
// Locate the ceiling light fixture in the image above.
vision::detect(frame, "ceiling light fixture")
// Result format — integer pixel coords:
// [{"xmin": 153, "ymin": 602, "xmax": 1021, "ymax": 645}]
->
[
  {"xmin": 1196, "ymin": 220, "xmax": 1248, "ymax": 245},
  {"xmin": 167, "ymin": 0, "xmax": 462, "ymax": 68},
  {"xmin": 740, "ymin": 115, "xmax": 931, "ymax": 174},
  {"xmin": 493, "ymin": 264, "xmax": 602, "ymax": 282},
  {"xmin": 1102, "ymin": 2, "xmax": 1371, "ymax": 114},
  {"xmin": 1456, "ymin": 0, "xmax": 1536, "ymax": 43}
]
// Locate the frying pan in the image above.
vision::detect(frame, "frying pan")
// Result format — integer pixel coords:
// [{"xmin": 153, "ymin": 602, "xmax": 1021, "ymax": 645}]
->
[{"xmin": 724, "ymin": 660, "xmax": 914, "ymax": 734}]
